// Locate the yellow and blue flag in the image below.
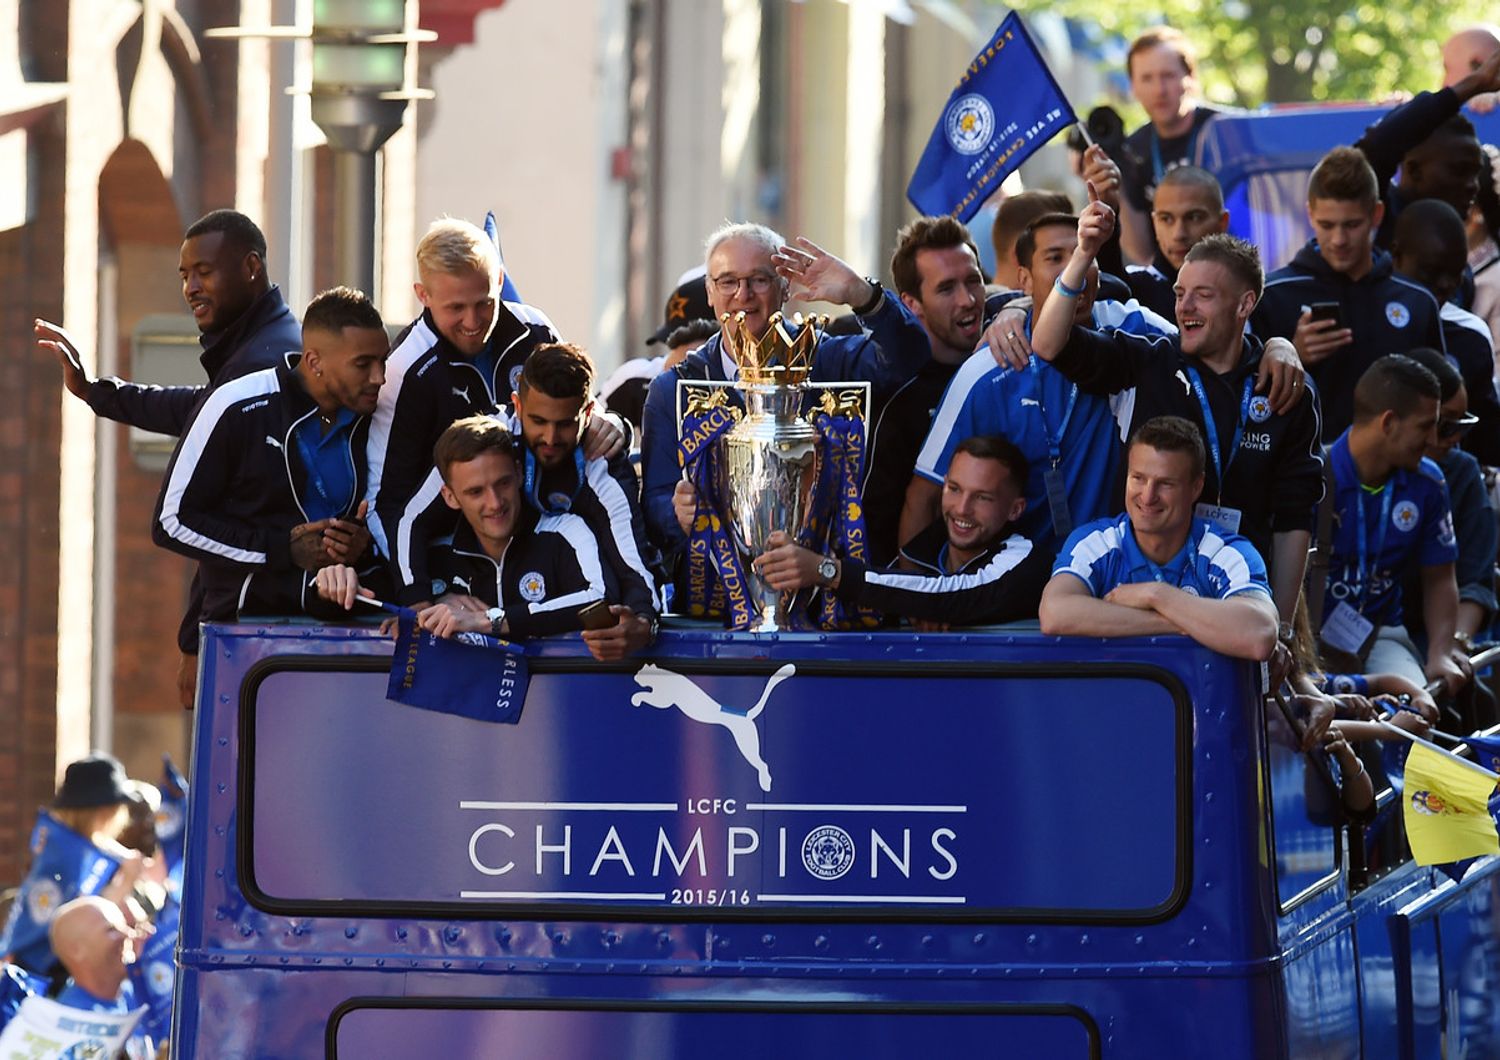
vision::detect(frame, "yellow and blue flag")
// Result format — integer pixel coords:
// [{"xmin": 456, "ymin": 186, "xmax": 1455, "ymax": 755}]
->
[
  {"xmin": 907, "ymin": 12, "xmax": 1076, "ymax": 223},
  {"xmin": 1402, "ymin": 740, "xmax": 1500, "ymax": 866}
]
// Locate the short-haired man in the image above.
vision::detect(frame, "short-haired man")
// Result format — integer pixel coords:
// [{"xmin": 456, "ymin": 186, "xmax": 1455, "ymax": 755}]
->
[
  {"xmin": 861, "ymin": 215, "xmax": 988, "ymax": 563},
  {"xmin": 1354, "ymin": 48, "xmax": 1500, "ymax": 249},
  {"xmin": 1390, "ymin": 198, "xmax": 1500, "ymax": 463},
  {"xmin": 1040, "ymin": 416, "xmax": 1278, "ymax": 660},
  {"xmin": 37, "ymin": 208, "xmax": 301, "ymax": 436},
  {"xmin": 394, "ymin": 343, "xmax": 660, "ymax": 643},
  {"xmin": 319, "ymin": 417, "xmax": 653, "ymax": 661},
  {"xmin": 1400, "ymin": 347, "xmax": 1494, "ymax": 668},
  {"xmin": 1026, "ymin": 200, "xmax": 1320, "ymax": 630},
  {"xmin": 903, "ymin": 212, "xmax": 1177, "ymax": 555},
  {"xmin": 1319, "ymin": 355, "xmax": 1465, "ymax": 695},
  {"xmin": 153, "ymin": 287, "xmax": 388, "ymax": 628},
  {"xmin": 1117, "ymin": 27, "xmax": 1225, "ymax": 264},
  {"xmin": 990, "ymin": 190, "xmax": 1074, "ymax": 290},
  {"xmin": 756, "ymin": 435, "xmax": 1050, "ymax": 626},
  {"xmin": 367, "ymin": 218, "xmax": 564, "ymax": 605},
  {"xmin": 1126, "ymin": 165, "xmax": 1230, "ymax": 320},
  {"xmin": 641, "ymin": 222, "xmax": 931, "ymax": 597},
  {"xmin": 37, "ymin": 208, "xmax": 304, "ymax": 705},
  {"xmin": 1251, "ymin": 146, "xmax": 1446, "ymax": 440}
]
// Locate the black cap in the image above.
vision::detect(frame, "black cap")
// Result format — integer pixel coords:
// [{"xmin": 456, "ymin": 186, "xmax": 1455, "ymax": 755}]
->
[
  {"xmin": 647, "ymin": 273, "xmax": 715, "ymax": 346},
  {"xmin": 52, "ymin": 753, "xmax": 132, "ymax": 810}
]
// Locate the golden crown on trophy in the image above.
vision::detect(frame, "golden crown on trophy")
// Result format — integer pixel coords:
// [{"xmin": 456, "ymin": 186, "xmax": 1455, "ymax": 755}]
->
[{"xmin": 721, "ymin": 310, "xmax": 827, "ymax": 385}]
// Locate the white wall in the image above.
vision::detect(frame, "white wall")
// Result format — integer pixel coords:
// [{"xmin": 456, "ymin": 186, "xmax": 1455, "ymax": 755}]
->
[{"xmin": 416, "ymin": 0, "xmax": 630, "ymax": 370}]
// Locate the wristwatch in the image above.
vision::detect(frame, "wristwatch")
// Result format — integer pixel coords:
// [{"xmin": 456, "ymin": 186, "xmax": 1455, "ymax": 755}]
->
[
  {"xmin": 816, "ymin": 556, "xmax": 839, "ymax": 587},
  {"xmin": 485, "ymin": 606, "xmax": 506, "ymax": 637},
  {"xmin": 852, "ymin": 278, "xmax": 884, "ymax": 316}
]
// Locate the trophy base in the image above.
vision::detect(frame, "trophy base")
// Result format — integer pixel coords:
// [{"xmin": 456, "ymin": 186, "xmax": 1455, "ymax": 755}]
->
[{"xmin": 745, "ymin": 604, "xmax": 791, "ymax": 634}]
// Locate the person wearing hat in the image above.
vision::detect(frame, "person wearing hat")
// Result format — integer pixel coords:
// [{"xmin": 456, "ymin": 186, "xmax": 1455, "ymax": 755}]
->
[
  {"xmin": 0, "ymin": 754, "xmax": 145, "ymax": 979},
  {"xmin": 601, "ymin": 270, "xmax": 718, "ymax": 431}
]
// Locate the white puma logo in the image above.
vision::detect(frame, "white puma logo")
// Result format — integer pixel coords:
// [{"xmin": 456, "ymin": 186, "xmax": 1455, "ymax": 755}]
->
[
  {"xmin": 1020, "ymin": 397, "xmax": 1040, "ymax": 407},
  {"xmin": 265, "ymin": 435, "xmax": 283, "ymax": 450},
  {"xmin": 1174, "ymin": 369, "xmax": 1192, "ymax": 397},
  {"xmin": 452, "ymin": 385, "xmax": 471, "ymax": 403},
  {"xmin": 630, "ymin": 663, "xmax": 795, "ymax": 792}
]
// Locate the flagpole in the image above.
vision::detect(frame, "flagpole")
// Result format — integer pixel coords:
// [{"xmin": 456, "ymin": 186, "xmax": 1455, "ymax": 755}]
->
[
  {"xmin": 1074, "ymin": 121, "xmax": 1095, "ymax": 149},
  {"xmin": 1373, "ymin": 699, "xmax": 1465, "ymax": 743},
  {"xmin": 1377, "ymin": 719, "xmax": 1500, "ymax": 782}
]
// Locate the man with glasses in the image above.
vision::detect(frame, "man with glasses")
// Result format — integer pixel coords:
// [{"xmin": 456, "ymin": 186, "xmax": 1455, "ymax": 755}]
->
[
  {"xmin": 640, "ymin": 222, "xmax": 930, "ymax": 595},
  {"xmin": 1400, "ymin": 348, "xmax": 1493, "ymax": 675}
]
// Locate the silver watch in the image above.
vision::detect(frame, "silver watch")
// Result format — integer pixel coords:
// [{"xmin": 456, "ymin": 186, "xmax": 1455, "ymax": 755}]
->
[
  {"xmin": 485, "ymin": 606, "xmax": 505, "ymax": 637},
  {"xmin": 816, "ymin": 557, "xmax": 838, "ymax": 586}
]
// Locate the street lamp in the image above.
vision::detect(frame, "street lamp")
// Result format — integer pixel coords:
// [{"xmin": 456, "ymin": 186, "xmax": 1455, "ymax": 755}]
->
[{"xmin": 207, "ymin": 0, "xmax": 434, "ymax": 296}]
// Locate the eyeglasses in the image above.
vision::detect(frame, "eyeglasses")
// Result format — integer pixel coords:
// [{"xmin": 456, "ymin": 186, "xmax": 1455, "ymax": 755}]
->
[
  {"xmin": 710, "ymin": 273, "xmax": 777, "ymax": 295},
  {"xmin": 1438, "ymin": 413, "xmax": 1480, "ymax": 440}
]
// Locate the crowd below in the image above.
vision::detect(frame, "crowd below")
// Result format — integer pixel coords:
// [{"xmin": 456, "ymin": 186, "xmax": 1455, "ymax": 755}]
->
[{"xmin": 12, "ymin": 19, "xmax": 1500, "ymax": 1055}]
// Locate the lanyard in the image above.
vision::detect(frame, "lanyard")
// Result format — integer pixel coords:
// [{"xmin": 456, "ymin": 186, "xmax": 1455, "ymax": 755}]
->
[
  {"xmin": 523, "ymin": 445, "xmax": 586, "ymax": 515},
  {"xmin": 1139, "ymin": 528, "xmax": 1198, "ymax": 587},
  {"xmin": 293, "ymin": 416, "xmax": 353, "ymax": 517},
  {"xmin": 1184, "ymin": 366, "xmax": 1253, "ymax": 502},
  {"xmin": 1354, "ymin": 485, "xmax": 1394, "ymax": 608},
  {"xmin": 1027, "ymin": 356, "xmax": 1078, "ymax": 468}
]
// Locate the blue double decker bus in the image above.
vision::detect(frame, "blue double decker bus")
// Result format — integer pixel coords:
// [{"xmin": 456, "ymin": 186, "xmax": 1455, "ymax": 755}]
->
[{"xmin": 169, "ymin": 622, "xmax": 1500, "ymax": 1057}]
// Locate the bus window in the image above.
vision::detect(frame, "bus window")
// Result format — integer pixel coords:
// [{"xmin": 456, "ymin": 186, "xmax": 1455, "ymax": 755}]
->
[{"xmin": 1264, "ymin": 700, "xmax": 1340, "ymax": 911}]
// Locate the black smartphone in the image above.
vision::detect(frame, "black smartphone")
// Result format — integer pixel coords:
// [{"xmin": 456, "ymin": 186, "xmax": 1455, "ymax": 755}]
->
[
  {"xmin": 1307, "ymin": 301, "xmax": 1343, "ymax": 328},
  {"xmin": 578, "ymin": 600, "xmax": 618, "ymax": 630}
]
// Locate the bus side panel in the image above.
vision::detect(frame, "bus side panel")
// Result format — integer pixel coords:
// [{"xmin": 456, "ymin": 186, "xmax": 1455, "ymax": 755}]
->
[
  {"xmin": 1353, "ymin": 867, "xmax": 1431, "ymax": 1060},
  {"xmin": 1281, "ymin": 924, "xmax": 1359, "ymax": 1058},
  {"xmin": 1433, "ymin": 869, "xmax": 1500, "ymax": 1058}
]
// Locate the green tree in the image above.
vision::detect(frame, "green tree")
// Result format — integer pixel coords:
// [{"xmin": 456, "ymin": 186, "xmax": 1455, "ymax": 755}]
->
[{"xmin": 1005, "ymin": 0, "xmax": 1496, "ymax": 106}]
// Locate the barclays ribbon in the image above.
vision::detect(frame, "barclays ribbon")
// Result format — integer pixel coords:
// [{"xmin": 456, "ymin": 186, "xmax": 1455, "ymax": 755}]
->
[
  {"xmin": 386, "ymin": 606, "xmax": 531, "ymax": 725},
  {"xmin": 0, "ymin": 810, "xmax": 122, "ymax": 973},
  {"xmin": 808, "ymin": 407, "xmax": 882, "ymax": 631},
  {"xmin": 678, "ymin": 401, "xmax": 751, "ymax": 628}
]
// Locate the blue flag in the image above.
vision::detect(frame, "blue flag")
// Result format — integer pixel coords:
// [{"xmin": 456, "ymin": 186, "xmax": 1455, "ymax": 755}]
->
[
  {"xmin": 907, "ymin": 12, "xmax": 1076, "ymax": 222},
  {"xmin": 0, "ymin": 811, "xmax": 121, "ymax": 973},
  {"xmin": 1464, "ymin": 733, "xmax": 1500, "ymax": 775},
  {"xmin": 126, "ymin": 894, "xmax": 178, "ymax": 1046},
  {"xmin": 387, "ymin": 608, "xmax": 530, "ymax": 724},
  {"xmin": 484, "ymin": 210, "xmax": 522, "ymax": 303},
  {"xmin": 156, "ymin": 754, "xmax": 188, "ymax": 878}
]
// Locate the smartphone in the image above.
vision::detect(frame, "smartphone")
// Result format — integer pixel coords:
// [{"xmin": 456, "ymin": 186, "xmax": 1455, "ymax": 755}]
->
[
  {"xmin": 1307, "ymin": 301, "xmax": 1343, "ymax": 328},
  {"xmin": 578, "ymin": 600, "xmax": 618, "ymax": 630}
]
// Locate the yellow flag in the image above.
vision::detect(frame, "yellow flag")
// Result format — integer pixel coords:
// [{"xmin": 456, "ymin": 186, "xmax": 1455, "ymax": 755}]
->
[{"xmin": 1403, "ymin": 742, "xmax": 1500, "ymax": 866}]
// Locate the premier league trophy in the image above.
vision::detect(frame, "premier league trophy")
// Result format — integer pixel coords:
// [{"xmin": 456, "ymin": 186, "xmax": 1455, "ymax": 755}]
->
[{"xmin": 717, "ymin": 310, "xmax": 824, "ymax": 632}]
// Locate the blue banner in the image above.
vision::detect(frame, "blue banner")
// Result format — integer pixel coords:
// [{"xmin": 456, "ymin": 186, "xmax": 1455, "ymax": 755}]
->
[
  {"xmin": 678, "ymin": 401, "xmax": 751, "ymax": 628},
  {"xmin": 484, "ymin": 210, "xmax": 522, "ymax": 303},
  {"xmin": 0, "ymin": 811, "xmax": 121, "ymax": 973},
  {"xmin": 156, "ymin": 754, "xmax": 188, "ymax": 878},
  {"xmin": 907, "ymin": 12, "xmax": 1076, "ymax": 222},
  {"xmin": 1465, "ymin": 733, "xmax": 1500, "ymax": 776},
  {"xmin": 387, "ymin": 608, "xmax": 531, "ymax": 725},
  {"xmin": 807, "ymin": 404, "xmax": 881, "ymax": 630},
  {"xmin": 126, "ymin": 894, "xmax": 178, "ymax": 1046}
]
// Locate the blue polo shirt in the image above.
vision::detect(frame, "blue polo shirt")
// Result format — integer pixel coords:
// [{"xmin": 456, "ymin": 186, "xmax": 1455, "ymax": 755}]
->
[
  {"xmin": 1053, "ymin": 514, "xmax": 1272, "ymax": 600},
  {"xmin": 1325, "ymin": 432, "xmax": 1457, "ymax": 626},
  {"xmin": 914, "ymin": 299, "xmax": 1172, "ymax": 551},
  {"xmin": 291, "ymin": 407, "xmax": 359, "ymax": 521}
]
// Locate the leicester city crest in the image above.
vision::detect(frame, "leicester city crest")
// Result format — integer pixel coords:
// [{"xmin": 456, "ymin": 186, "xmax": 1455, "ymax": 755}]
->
[
  {"xmin": 1385, "ymin": 301, "xmax": 1411, "ymax": 328},
  {"xmin": 519, "ymin": 571, "xmax": 547, "ymax": 603},
  {"xmin": 945, "ymin": 94, "xmax": 995, "ymax": 156},
  {"xmin": 25, "ymin": 879, "xmax": 62, "ymax": 924},
  {"xmin": 1248, "ymin": 395, "xmax": 1273, "ymax": 423},
  {"xmin": 508, "ymin": 364, "xmax": 525, "ymax": 394},
  {"xmin": 1392, "ymin": 500, "xmax": 1420, "ymax": 533},
  {"xmin": 801, "ymin": 825, "xmax": 856, "ymax": 880}
]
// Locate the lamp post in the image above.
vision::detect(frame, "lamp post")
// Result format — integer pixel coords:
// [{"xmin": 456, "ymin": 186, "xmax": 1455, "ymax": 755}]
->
[{"xmin": 208, "ymin": 0, "xmax": 433, "ymax": 295}]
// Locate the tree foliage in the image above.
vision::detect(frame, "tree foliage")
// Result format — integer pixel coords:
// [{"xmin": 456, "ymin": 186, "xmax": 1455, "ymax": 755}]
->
[{"xmin": 1003, "ymin": 0, "xmax": 1497, "ymax": 106}]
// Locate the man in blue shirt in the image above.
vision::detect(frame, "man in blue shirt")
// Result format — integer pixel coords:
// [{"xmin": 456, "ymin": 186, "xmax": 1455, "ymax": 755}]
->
[
  {"xmin": 901, "ymin": 213, "xmax": 1176, "ymax": 554},
  {"xmin": 1040, "ymin": 416, "xmax": 1278, "ymax": 660},
  {"xmin": 1319, "ymin": 355, "xmax": 1465, "ymax": 695},
  {"xmin": 47, "ymin": 897, "xmax": 151, "ymax": 1056}
]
